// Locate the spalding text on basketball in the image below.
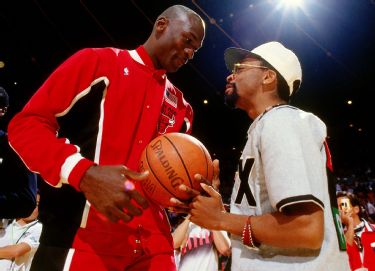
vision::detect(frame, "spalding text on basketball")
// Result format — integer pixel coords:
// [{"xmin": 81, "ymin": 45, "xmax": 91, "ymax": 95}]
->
[{"xmin": 151, "ymin": 139, "xmax": 185, "ymax": 189}]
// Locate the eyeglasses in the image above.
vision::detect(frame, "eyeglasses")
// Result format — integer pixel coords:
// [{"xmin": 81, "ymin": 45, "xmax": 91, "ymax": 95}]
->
[{"xmin": 232, "ymin": 63, "xmax": 268, "ymax": 75}]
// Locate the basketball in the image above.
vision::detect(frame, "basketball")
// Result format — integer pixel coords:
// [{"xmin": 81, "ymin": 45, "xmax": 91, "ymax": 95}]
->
[{"xmin": 139, "ymin": 132, "xmax": 214, "ymax": 208}]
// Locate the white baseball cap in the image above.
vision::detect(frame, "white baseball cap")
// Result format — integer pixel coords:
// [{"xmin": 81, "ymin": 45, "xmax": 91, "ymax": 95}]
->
[{"xmin": 224, "ymin": 41, "xmax": 302, "ymax": 96}]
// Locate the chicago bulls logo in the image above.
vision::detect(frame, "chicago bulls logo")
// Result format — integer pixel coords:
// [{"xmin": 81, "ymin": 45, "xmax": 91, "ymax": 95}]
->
[{"xmin": 157, "ymin": 88, "xmax": 178, "ymax": 134}]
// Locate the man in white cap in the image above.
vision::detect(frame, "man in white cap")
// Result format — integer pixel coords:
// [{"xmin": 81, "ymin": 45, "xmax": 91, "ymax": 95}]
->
[{"xmin": 187, "ymin": 41, "xmax": 350, "ymax": 270}]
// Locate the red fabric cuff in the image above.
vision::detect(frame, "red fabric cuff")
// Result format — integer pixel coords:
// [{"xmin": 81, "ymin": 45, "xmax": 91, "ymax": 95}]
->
[{"xmin": 68, "ymin": 158, "xmax": 96, "ymax": 191}]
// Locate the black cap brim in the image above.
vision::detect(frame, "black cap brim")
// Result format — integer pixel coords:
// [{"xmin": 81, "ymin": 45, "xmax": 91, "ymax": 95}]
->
[{"xmin": 224, "ymin": 47, "xmax": 263, "ymax": 72}]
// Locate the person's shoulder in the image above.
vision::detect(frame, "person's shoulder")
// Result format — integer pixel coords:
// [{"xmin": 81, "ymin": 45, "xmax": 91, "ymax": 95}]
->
[
  {"xmin": 260, "ymin": 105, "xmax": 298, "ymax": 124},
  {"xmin": 74, "ymin": 47, "xmax": 127, "ymax": 59},
  {"xmin": 260, "ymin": 106, "xmax": 326, "ymax": 136},
  {"xmin": 270, "ymin": 106, "xmax": 324, "ymax": 125},
  {"xmin": 268, "ymin": 105, "xmax": 306, "ymax": 118},
  {"xmin": 27, "ymin": 221, "xmax": 43, "ymax": 233},
  {"xmin": 91, "ymin": 47, "xmax": 125, "ymax": 54},
  {"xmin": 34, "ymin": 221, "xmax": 43, "ymax": 231}
]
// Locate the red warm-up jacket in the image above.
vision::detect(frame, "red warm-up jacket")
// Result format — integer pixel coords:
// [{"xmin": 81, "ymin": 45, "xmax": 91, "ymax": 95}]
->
[{"xmin": 8, "ymin": 46, "xmax": 193, "ymax": 270}]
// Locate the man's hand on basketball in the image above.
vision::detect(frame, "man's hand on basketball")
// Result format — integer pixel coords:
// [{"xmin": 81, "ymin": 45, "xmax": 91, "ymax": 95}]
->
[
  {"xmin": 205, "ymin": 159, "xmax": 220, "ymax": 191},
  {"xmin": 80, "ymin": 165, "xmax": 149, "ymax": 223},
  {"xmin": 168, "ymin": 159, "xmax": 221, "ymax": 213},
  {"xmin": 189, "ymin": 183, "xmax": 226, "ymax": 230},
  {"xmin": 168, "ymin": 184, "xmax": 201, "ymax": 213}
]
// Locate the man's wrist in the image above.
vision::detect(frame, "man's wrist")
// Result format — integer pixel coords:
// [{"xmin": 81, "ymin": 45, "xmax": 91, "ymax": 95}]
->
[
  {"xmin": 218, "ymin": 211, "xmax": 231, "ymax": 232},
  {"xmin": 70, "ymin": 159, "xmax": 97, "ymax": 191}
]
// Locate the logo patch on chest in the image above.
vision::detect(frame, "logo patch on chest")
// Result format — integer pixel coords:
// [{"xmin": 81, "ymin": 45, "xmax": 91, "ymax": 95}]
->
[{"xmin": 157, "ymin": 88, "xmax": 178, "ymax": 134}]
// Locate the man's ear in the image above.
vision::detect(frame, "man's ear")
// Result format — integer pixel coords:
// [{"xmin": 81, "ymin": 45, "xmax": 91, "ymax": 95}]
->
[
  {"xmin": 263, "ymin": 69, "xmax": 277, "ymax": 85},
  {"xmin": 155, "ymin": 17, "xmax": 168, "ymax": 33},
  {"xmin": 262, "ymin": 70, "xmax": 277, "ymax": 94}
]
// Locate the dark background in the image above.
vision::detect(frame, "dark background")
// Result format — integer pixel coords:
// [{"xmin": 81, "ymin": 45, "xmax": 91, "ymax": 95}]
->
[{"xmin": 1, "ymin": 0, "xmax": 374, "ymax": 200}]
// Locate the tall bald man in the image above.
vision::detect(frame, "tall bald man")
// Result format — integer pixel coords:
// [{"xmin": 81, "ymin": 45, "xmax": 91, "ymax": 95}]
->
[{"xmin": 8, "ymin": 5, "xmax": 205, "ymax": 271}]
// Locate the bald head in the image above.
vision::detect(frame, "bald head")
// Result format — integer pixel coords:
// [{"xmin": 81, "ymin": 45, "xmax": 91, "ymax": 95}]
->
[
  {"xmin": 144, "ymin": 5, "xmax": 205, "ymax": 72},
  {"xmin": 158, "ymin": 5, "xmax": 205, "ymax": 29}
]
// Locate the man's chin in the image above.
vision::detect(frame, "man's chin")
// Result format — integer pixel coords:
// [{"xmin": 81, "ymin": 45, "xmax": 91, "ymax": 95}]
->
[
  {"xmin": 166, "ymin": 65, "xmax": 180, "ymax": 73},
  {"xmin": 224, "ymin": 94, "xmax": 238, "ymax": 109}
]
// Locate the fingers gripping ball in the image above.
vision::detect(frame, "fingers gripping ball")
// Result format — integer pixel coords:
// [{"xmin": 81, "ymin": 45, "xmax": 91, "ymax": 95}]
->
[{"xmin": 139, "ymin": 133, "xmax": 213, "ymax": 208}]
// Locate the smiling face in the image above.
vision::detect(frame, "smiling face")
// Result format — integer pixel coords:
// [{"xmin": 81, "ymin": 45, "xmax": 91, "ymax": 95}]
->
[{"xmin": 154, "ymin": 13, "xmax": 205, "ymax": 73}]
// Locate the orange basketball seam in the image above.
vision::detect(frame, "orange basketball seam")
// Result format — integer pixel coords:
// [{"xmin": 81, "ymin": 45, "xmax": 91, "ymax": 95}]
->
[
  {"xmin": 164, "ymin": 134, "xmax": 194, "ymax": 188},
  {"xmin": 145, "ymin": 141, "xmax": 182, "ymax": 202},
  {"xmin": 197, "ymin": 143, "xmax": 210, "ymax": 179}
]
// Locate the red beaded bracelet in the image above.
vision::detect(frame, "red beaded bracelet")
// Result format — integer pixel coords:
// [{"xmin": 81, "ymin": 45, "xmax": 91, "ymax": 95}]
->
[{"xmin": 242, "ymin": 216, "xmax": 256, "ymax": 248}]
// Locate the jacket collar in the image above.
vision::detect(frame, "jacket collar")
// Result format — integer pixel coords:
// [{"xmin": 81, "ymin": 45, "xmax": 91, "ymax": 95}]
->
[{"xmin": 132, "ymin": 46, "xmax": 166, "ymax": 79}]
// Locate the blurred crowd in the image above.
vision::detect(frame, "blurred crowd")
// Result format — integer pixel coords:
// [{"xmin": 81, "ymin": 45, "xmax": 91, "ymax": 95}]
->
[{"xmin": 336, "ymin": 168, "xmax": 375, "ymax": 223}]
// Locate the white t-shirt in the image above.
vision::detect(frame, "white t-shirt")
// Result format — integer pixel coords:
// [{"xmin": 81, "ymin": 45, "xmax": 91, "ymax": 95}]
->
[
  {"xmin": 178, "ymin": 222, "xmax": 218, "ymax": 271},
  {"xmin": 0, "ymin": 220, "xmax": 42, "ymax": 271},
  {"xmin": 230, "ymin": 105, "xmax": 350, "ymax": 271}
]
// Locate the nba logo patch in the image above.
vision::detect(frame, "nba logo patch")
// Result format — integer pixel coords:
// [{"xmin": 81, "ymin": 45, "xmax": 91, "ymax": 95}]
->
[{"xmin": 123, "ymin": 67, "xmax": 129, "ymax": 76}]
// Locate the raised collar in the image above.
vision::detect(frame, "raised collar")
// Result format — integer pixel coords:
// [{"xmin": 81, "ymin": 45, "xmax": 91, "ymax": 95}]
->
[{"xmin": 135, "ymin": 46, "xmax": 166, "ymax": 78}]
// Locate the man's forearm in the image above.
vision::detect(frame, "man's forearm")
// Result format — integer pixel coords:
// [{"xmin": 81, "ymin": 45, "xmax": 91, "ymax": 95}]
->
[
  {"xmin": 220, "ymin": 205, "xmax": 324, "ymax": 250},
  {"xmin": 0, "ymin": 243, "xmax": 30, "ymax": 259}
]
